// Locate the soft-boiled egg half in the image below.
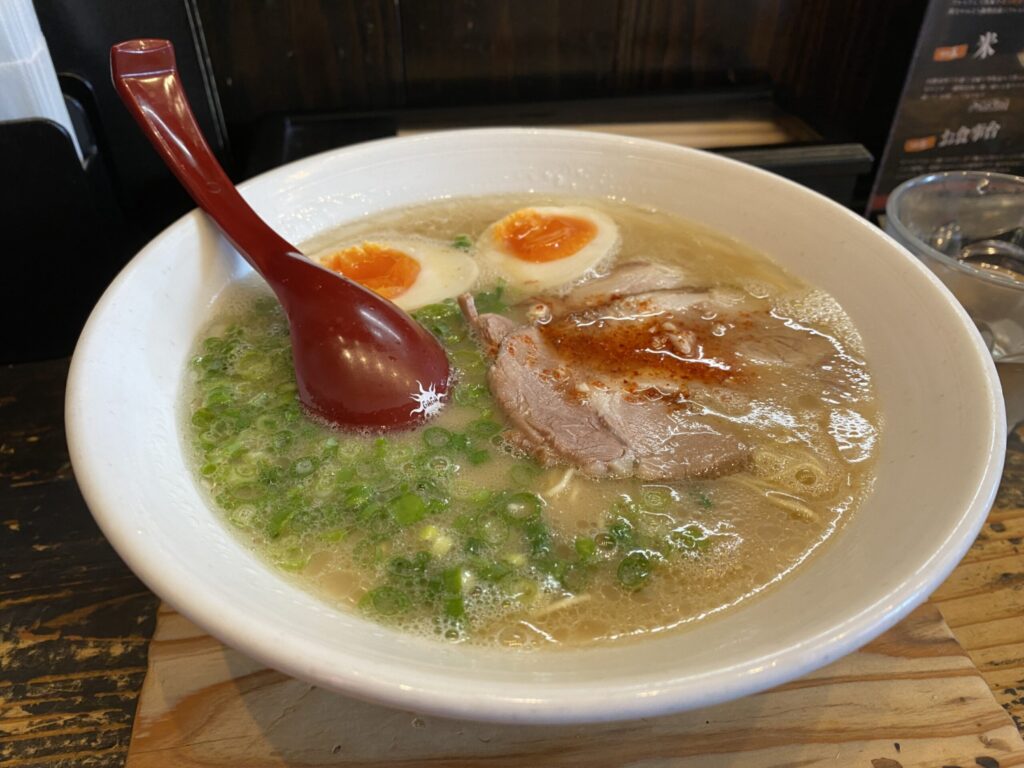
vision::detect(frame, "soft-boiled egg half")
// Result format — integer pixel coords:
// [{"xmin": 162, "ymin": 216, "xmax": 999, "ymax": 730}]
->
[
  {"xmin": 477, "ymin": 206, "xmax": 620, "ymax": 291},
  {"xmin": 310, "ymin": 238, "xmax": 478, "ymax": 310}
]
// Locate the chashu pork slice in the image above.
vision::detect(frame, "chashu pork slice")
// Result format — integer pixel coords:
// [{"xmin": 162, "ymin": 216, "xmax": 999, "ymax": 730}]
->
[
  {"xmin": 462, "ymin": 292, "xmax": 752, "ymax": 481},
  {"xmin": 556, "ymin": 261, "xmax": 694, "ymax": 310},
  {"xmin": 487, "ymin": 326, "xmax": 637, "ymax": 477}
]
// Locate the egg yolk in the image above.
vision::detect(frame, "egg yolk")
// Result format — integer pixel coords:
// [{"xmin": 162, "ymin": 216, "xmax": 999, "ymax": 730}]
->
[
  {"xmin": 321, "ymin": 243, "xmax": 421, "ymax": 299},
  {"xmin": 494, "ymin": 209, "xmax": 598, "ymax": 263}
]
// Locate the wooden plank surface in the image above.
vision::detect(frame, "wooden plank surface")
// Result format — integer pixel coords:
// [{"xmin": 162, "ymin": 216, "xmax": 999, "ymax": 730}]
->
[
  {"xmin": 0, "ymin": 360, "xmax": 160, "ymax": 768},
  {"xmin": 931, "ymin": 425, "xmax": 1024, "ymax": 734},
  {"xmin": 124, "ymin": 603, "xmax": 1024, "ymax": 768}
]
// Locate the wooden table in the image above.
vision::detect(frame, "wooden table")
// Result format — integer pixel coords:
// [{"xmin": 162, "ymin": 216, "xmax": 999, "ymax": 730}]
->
[{"xmin": 2, "ymin": 358, "xmax": 1022, "ymax": 766}]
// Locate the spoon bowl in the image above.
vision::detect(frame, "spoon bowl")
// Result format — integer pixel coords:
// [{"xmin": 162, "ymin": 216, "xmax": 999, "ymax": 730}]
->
[{"xmin": 110, "ymin": 39, "xmax": 450, "ymax": 429}]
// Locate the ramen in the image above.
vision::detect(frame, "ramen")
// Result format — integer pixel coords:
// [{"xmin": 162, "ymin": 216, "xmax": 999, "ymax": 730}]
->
[{"xmin": 185, "ymin": 195, "xmax": 879, "ymax": 648}]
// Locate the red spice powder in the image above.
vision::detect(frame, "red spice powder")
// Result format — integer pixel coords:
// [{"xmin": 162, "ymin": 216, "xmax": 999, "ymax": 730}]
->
[{"xmin": 539, "ymin": 313, "xmax": 739, "ymax": 387}]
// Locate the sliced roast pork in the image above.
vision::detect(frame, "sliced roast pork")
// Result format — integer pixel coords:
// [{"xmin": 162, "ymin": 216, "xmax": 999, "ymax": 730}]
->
[
  {"xmin": 458, "ymin": 263, "xmax": 836, "ymax": 481},
  {"xmin": 556, "ymin": 261, "xmax": 694, "ymax": 310},
  {"xmin": 486, "ymin": 325, "xmax": 637, "ymax": 476},
  {"xmin": 458, "ymin": 293, "xmax": 517, "ymax": 354}
]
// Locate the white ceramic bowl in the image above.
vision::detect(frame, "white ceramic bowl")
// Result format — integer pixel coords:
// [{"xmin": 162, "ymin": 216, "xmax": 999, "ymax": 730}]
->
[{"xmin": 66, "ymin": 129, "xmax": 1005, "ymax": 724}]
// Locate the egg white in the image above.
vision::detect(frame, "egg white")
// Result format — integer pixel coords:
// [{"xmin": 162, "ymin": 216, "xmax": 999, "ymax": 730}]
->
[
  {"xmin": 476, "ymin": 205, "xmax": 620, "ymax": 292},
  {"xmin": 310, "ymin": 238, "xmax": 479, "ymax": 310}
]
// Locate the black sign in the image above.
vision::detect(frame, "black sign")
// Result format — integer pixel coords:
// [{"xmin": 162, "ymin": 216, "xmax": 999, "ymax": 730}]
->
[{"xmin": 868, "ymin": 0, "xmax": 1024, "ymax": 217}]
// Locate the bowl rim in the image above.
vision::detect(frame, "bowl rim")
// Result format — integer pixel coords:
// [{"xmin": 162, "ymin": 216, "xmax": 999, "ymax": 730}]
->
[
  {"xmin": 66, "ymin": 127, "xmax": 1007, "ymax": 723},
  {"xmin": 886, "ymin": 169, "xmax": 1024, "ymax": 291}
]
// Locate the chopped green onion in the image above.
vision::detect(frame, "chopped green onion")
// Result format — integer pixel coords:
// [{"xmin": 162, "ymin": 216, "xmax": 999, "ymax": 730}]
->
[
  {"xmin": 191, "ymin": 408, "xmax": 216, "ymax": 428},
  {"xmin": 273, "ymin": 545, "xmax": 310, "ymax": 572},
  {"xmin": 464, "ymin": 537, "xmax": 488, "ymax": 555},
  {"xmin": 448, "ymin": 433, "xmax": 471, "ymax": 452},
  {"xmin": 617, "ymin": 551, "xmax": 654, "ymax": 591},
  {"xmin": 535, "ymin": 557, "xmax": 566, "ymax": 580},
  {"xmin": 362, "ymin": 586, "xmax": 410, "ymax": 616},
  {"xmin": 391, "ymin": 493, "xmax": 428, "ymax": 526},
  {"xmin": 444, "ymin": 596, "xmax": 466, "ymax": 619},
  {"xmin": 423, "ymin": 427, "xmax": 452, "ymax": 449},
  {"xmin": 475, "ymin": 560, "xmax": 512, "ymax": 582},
  {"xmin": 388, "ymin": 554, "xmax": 428, "ymax": 580},
  {"xmin": 574, "ymin": 536, "xmax": 597, "ymax": 561},
  {"xmin": 523, "ymin": 518, "xmax": 551, "ymax": 557},
  {"xmin": 478, "ymin": 514, "xmax": 510, "ymax": 545},
  {"xmin": 427, "ymin": 455, "xmax": 455, "ymax": 473},
  {"xmin": 268, "ymin": 504, "xmax": 297, "ymax": 538},
  {"xmin": 509, "ymin": 462, "xmax": 541, "ymax": 486},
  {"xmin": 343, "ymin": 485, "xmax": 373, "ymax": 510},
  {"xmin": 272, "ymin": 430, "xmax": 295, "ymax": 450},
  {"xmin": 473, "ymin": 282, "xmax": 507, "ymax": 314},
  {"xmin": 442, "ymin": 567, "xmax": 463, "ymax": 595},
  {"xmin": 454, "ymin": 383, "xmax": 488, "ymax": 406},
  {"xmin": 255, "ymin": 414, "xmax": 278, "ymax": 431},
  {"xmin": 502, "ymin": 492, "xmax": 543, "ymax": 521},
  {"xmin": 467, "ymin": 448, "xmax": 490, "ymax": 465},
  {"xmin": 291, "ymin": 457, "xmax": 316, "ymax": 477},
  {"xmin": 607, "ymin": 516, "xmax": 635, "ymax": 546}
]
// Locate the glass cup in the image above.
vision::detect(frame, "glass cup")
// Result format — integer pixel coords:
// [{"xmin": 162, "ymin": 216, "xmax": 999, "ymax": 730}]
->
[
  {"xmin": 887, "ymin": 171, "xmax": 1024, "ymax": 429},
  {"xmin": 885, "ymin": 171, "xmax": 1024, "ymax": 362}
]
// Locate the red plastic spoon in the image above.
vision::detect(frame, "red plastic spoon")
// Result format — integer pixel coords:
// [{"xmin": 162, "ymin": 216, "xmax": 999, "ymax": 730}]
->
[{"xmin": 110, "ymin": 39, "xmax": 450, "ymax": 430}]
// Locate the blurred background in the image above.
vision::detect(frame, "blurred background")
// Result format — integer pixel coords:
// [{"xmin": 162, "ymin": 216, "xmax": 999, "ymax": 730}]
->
[{"xmin": 6, "ymin": 0, "xmax": 1021, "ymax": 363}]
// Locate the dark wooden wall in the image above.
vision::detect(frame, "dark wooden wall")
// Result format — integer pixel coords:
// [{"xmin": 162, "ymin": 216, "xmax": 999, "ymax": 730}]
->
[
  {"xmin": 764, "ymin": 0, "xmax": 929, "ymax": 152},
  {"xmin": 195, "ymin": 0, "xmax": 927, "ymax": 155}
]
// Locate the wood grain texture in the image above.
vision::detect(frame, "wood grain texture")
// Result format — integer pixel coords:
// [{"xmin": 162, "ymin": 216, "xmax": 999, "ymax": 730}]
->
[
  {"xmin": 932, "ymin": 427, "xmax": 1024, "ymax": 735},
  {"xmin": 400, "ymin": 0, "xmax": 622, "ymax": 106},
  {"xmin": 194, "ymin": 0, "xmax": 927, "ymax": 158},
  {"xmin": 195, "ymin": 0, "xmax": 404, "ymax": 128},
  {"xmin": 765, "ymin": 0, "xmax": 926, "ymax": 148},
  {"xmin": 398, "ymin": 0, "xmax": 789, "ymax": 105},
  {"xmin": 0, "ymin": 360, "xmax": 160, "ymax": 768},
  {"xmin": 611, "ymin": 0, "xmax": 782, "ymax": 91},
  {"xmin": 124, "ymin": 603, "xmax": 1024, "ymax": 767}
]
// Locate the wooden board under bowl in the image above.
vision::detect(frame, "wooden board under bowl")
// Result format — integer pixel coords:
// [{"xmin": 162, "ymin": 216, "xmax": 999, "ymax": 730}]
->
[{"xmin": 125, "ymin": 603, "xmax": 1024, "ymax": 768}]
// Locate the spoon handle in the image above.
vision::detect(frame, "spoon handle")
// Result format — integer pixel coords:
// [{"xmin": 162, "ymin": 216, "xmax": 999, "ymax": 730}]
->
[{"xmin": 110, "ymin": 39, "xmax": 296, "ymax": 282}]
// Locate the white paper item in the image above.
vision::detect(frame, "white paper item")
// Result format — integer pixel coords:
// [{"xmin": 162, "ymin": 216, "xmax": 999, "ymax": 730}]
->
[{"xmin": 0, "ymin": 0, "xmax": 83, "ymax": 160}]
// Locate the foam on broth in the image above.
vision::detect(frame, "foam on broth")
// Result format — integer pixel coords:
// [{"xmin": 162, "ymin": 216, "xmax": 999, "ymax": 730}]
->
[{"xmin": 185, "ymin": 195, "xmax": 879, "ymax": 648}]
